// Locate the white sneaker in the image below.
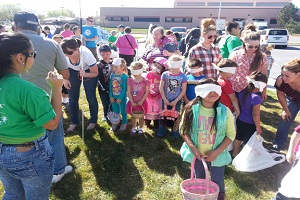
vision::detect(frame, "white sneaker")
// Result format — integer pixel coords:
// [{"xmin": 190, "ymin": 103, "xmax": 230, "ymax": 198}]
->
[
  {"xmin": 52, "ymin": 165, "xmax": 73, "ymax": 184},
  {"xmin": 101, "ymin": 117, "xmax": 107, "ymax": 121}
]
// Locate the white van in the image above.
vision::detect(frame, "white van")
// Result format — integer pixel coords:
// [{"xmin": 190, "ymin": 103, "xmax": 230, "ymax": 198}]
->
[{"xmin": 260, "ymin": 29, "xmax": 289, "ymax": 49}]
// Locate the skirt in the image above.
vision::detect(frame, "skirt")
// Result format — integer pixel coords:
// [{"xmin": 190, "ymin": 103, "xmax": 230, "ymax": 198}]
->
[{"xmin": 144, "ymin": 98, "xmax": 162, "ymax": 120}]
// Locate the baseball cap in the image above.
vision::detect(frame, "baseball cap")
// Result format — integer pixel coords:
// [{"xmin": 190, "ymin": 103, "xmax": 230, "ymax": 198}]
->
[
  {"xmin": 14, "ymin": 12, "xmax": 39, "ymax": 26},
  {"xmin": 117, "ymin": 24, "xmax": 125, "ymax": 28},
  {"xmin": 112, "ymin": 58, "xmax": 123, "ymax": 66},
  {"xmin": 154, "ymin": 57, "xmax": 168, "ymax": 68},
  {"xmin": 99, "ymin": 45, "xmax": 111, "ymax": 52},
  {"xmin": 163, "ymin": 42, "xmax": 178, "ymax": 53}
]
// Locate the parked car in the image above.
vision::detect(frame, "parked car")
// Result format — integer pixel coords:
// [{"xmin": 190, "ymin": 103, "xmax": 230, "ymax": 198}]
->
[
  {"xmin": 260, "ymin": 28, "xmax": 289, "ymax": 49},
  {"xmin": 170, "ymin": 27, "xmax": 187, "ymax": 38}
]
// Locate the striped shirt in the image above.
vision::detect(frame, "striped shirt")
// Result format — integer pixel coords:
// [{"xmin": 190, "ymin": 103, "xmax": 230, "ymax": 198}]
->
[
  {"xmin": 229, "ymin": 49, "xmax": 268, "ymax": 92},
  {"xmin": 188, "ymin": 43, "xmax": 222, "ymax": 80}
]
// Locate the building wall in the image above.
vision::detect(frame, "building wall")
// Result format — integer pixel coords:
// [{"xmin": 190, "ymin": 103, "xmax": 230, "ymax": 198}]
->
[{"xmin": 100, "ymin": 0, "xmax": 291, "ymax": 29}]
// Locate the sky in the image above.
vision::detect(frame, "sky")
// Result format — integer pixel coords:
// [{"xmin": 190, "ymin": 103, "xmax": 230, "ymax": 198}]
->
[{"xmin": 0, "ymin": 0, "xmax": 300, "ymax": 17}]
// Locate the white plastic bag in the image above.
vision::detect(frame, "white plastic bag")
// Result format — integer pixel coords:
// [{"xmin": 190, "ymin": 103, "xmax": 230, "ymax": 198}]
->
[
  {"xmin": 278, "ymin": 153, "xmax": 300, "ymax": 198},
  {"xmin": 232, "ymin": 132, "xmax": 285, "ymax": 172}
]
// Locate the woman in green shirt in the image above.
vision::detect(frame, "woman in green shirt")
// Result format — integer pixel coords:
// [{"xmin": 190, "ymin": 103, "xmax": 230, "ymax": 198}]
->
[{"xmin": 0, "ymin": 33, "xmax": 63, "ymax": 199}]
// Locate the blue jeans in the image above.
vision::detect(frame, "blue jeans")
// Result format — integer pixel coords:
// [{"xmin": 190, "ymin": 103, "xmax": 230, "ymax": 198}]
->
[
  {"xmin": 0, "ymin": 134, "xmax": 54, "ymax": 200},
  {"xmin": 46, "ymin": 117, "xmax": 67, "ymax": 174},
  {"xmin": 194, "ymin": 158, "xmax": 225, "ymax": 194},
  {"xmin": 68, "ymin": 68, "xmax": 99, "ymax": 124},
  {"xmin": 111, "ymin": 100, "xmax": 127, "ymax": 124},
  {"xmin": 274, "ymin": 97, "xmax": 300, "ymax": 148},
  {"xmin": 156, "ymin": 100, "xmax": 181, "ymax": 138},
  {"xmin": 99, "ymin": 93, "xmax": 110, "ymax": 118}
]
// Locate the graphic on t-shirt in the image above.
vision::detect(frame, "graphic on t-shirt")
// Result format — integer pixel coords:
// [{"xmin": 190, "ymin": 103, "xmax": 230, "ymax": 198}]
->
[
  {"xmin": 198, "ymin": 116, "xmax": 216, "ymax": 145},
  {"xmin": 112, "ymin": 77, "xmax": 122, "ymax": 96},
  {"xmin": 167, "ymin": 79, "xmax": 179, "ymax": 94},
  {"xmin": 132, "ymin": 82, "xmax": 143, "ymax": 95},
  {"xmin": 149, "ymin": 78, "xmax": 160, "ymax": 94},
  {"xmin": 84, "ymin": 29, "xmax": 91, "ymax": 36},
  {"xmin": 0, "ymin": 112, "xmax": 7, "ymax": 126}
]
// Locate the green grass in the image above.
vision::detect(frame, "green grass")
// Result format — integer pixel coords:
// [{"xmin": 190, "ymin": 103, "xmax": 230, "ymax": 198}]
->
[{"xmin": 0, "ymin": 90, "xmax": 299, "ymax": 199}]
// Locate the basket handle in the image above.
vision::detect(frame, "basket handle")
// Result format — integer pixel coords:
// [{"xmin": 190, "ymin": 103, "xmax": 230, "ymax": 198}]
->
[
  {"xmin": 131, "ymin": 104, "xmax": 145, "ymax": 113},
  {"xmin": 109, "ymin": 102, "xmax": 122, "ymax": 114},
  {"xmin": 191, "ymin": 157, "xmax": 210, "ymax": 197}
]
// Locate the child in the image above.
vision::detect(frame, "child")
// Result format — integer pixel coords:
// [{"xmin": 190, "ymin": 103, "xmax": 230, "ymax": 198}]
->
[
  {"xmin": 157, "ymin": 55, "xmax": 187, "ymax": 138},
  {"xmin": 97, "ymin": 45, "xmax": 113, "ymax": 121},
  {"xmin": 109, "ymin": 58, "xmax": 128, "ymax": 131},
  {"xmin": 215, "ymin": 59, "xmax": 240, "ymax": 117},
  {"xmin": 274, "ymin": 125, "xmax": 300, "ymax": 199},
  {"xmin": 183, "ymin": 58, "xmax": 206, "ymax": 104},
  {"xmin": 126, "ymin": 61, "xmax": 150, "ymax": 134},
  {"xmin": 232, "ymin": 71, "xmax": 268, "ymax": 157},
  {"xmin": 176, "ymin": 78, "xmax": 236, "ymax": 200},
  {"xmin": 266, "ymin": 51, "xmax": 274, "ymax": 77},
  {"xmin": 108, "ymin": 30, "xmax": 117, "ymax": 51},
  {"xmin": 52, "ymin": 34, "xmax": 64, "ymax": 45},
  {"xmin": 145, "ymin": 57, "xmax": 167, "ymax": 129}
]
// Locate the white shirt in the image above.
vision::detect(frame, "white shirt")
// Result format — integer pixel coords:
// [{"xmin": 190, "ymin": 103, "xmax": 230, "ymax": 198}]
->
[{"xmin": 66, "ymin": 46, "xmax": 96, "ymax": 71}]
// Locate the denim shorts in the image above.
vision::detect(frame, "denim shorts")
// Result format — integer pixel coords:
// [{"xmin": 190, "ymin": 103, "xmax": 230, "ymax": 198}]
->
[{"xmin": 0, "ymin": 134, "xmax": 54, "ymax": 200}]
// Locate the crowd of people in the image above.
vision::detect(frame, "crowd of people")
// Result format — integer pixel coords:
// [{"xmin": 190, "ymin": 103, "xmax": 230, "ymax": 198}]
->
[{"xmin": 0, "ymin": 11, "xmax": 299, "ymax": 200}]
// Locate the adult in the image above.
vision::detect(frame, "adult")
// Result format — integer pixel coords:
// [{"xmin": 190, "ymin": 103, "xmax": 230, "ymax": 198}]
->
[
  {"xmin": 60, "ymin": 23, "xmax": 74, "ymax": 38},
  {"xmin": 0, "ymin": 25, "xmax": 5, "ymax": 33},
  {"xmin": 115, "ymin": 26, "xmax": 138, "ymax": 67},
  {"xmin": 60, "ymin": 38, "xmax": 99, "ymax": 132},
  {"xmin": 82, "ymin": 17, "xmax": 99, "ymax": 61},
  {"xmin": 0, "ymin": 32, "xmax": 62, "ymax": 200},
  {"xmin": 44, "ymin": 26, "xmax": 53, "ymax": 39},
  {"xmin": 142, "ymin": 26, "xmax": 178, "ymax": 70},
  {"xmin": 218, "ymin": 21, "xmax": 242, "ymax": 58},
  {"xmin": 14, "ymin": 12, "xmax": 72, "ymax": 183},
  {"xmin": 272, "ymin": 59, "xmax": 300, "ymax": 152},
  {"xmin": 188, "ymin": 18, "xmax": 222, "ymax": 80},
  {"xmin": 71, "ymin": 26, "xmax": 86, "ymax": 46},
  {"xmin": 229, "ymin": 31, "xmax": 268, "ymax": 100},
  {"xmin": 116, "ymin": 24, "xmax": 125, "ymax": 37}
]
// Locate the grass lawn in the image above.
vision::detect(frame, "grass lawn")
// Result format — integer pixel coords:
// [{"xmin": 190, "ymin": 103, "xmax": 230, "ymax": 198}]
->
[{"xmin": 0, "ymin": 89, "xmax": 299, "ymax": 199}]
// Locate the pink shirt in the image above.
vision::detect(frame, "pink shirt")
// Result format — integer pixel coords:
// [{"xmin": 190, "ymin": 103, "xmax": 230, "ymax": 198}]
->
[
  {"xmin": 127, "ymin": 77, "xmax": 150, "ymax": 102},
  {"xmin": 146, "ymin": 72, "xmax": 162, "ymax": 99},
  {"xmin": 116, "ymin": 34, "xmax": 138, "ymax": 55},
  {"xmin": 61, "ymin": 30, "xmax": 74, "ymax": 38},
  {"xmin": 229, "ymin": 49, "xmax": 268, "ymax": 92}
]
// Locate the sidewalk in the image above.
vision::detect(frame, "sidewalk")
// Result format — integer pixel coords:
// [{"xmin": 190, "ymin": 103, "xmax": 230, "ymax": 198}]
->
[{"xmin": 267, "ymin": 77, "xmax": 276, "ymax": 91}]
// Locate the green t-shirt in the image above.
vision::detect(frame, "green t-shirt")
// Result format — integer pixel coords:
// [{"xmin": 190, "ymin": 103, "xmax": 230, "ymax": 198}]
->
[
  {"xmin": 0, "ymin": 74, "xmax": 56, "ymax": 144},
  {"xmin": 219, "ymin": 35, "xmax": 243, "ymax": 58},
  {"xmin": 197, "ymin": 105, "xmax": 235, "ymax": 155}
]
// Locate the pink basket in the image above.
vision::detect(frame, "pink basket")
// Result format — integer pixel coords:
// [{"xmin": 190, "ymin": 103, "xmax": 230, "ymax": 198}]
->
[{"xmin": 180, "ymin": 157, "xmax": 219, "ymax": 200}]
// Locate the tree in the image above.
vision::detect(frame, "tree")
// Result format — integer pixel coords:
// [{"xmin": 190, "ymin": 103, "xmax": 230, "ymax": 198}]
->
[
  {"xmin": 0, "ymin": 4, "xmax": 22, "ymax": 20},
  {"xmin": 46, "ymin": 10, "xmax": 75, "ymax": 18},
  {"xmin": 277, "ymin": 3, "xmax": 299, "ymax": 28}
]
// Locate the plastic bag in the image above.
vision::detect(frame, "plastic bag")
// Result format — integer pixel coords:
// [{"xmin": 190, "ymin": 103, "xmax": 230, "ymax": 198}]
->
[
  {"xmin": 278, "ymin": 153, "xmax": 300, "ymax": 198},
  {"xmin": 232, "ymin": 132, "xmax": 285, "ymax": 172}
]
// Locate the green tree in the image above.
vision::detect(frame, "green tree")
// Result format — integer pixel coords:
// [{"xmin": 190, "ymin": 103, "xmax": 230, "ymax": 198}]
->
[
  {"xmin": 46, "ymin": 10, "xmax": 75, "ymax": 18},
  {"xmin": 0, "ymin": 4, "xmax": 21, "ymax": 20},
  {"xmin": 277, "ymin": 3, "xmax": 299, "ymax": 28}
]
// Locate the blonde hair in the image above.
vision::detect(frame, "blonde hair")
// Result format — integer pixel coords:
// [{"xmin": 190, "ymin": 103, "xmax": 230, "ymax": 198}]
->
[
  {"xmin": 117, "ymin": 58, "xmax": 128, "ymax": 74},
  {"xmin": 130, "ymin": 61, "xmax": 144, "ymax": 70},
  {"xmin": 201, "ymin": 18, "xmax": 216, "ymax": 34},
  {"xmin": 168, "ymin": 55, "xmax": 183, "ymax": 62}
]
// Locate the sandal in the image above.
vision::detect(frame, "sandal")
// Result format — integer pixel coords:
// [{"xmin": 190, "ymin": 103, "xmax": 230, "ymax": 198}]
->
[
  {"xmin": 66, "ymin": 124, "xmax": 77, "ymax": 132},
  {"xmin": 86, "ymin": 123, "xmax": 96, "ymax": 131},
  {"xmin": 137, "ymin": 129, "xmax": 144, "ymax": 135},
  {"xmin": 130, "ymin": 128, "xmax": 137, "ymax": 134}
]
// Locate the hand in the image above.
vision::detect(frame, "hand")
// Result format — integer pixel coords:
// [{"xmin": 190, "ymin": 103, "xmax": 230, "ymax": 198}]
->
[
  {"xmin": 204, "ymin": 150, "xmax": 218, "ymax": 162},
  {"xmin": 63, "ymin": 79, "xmax": 71, "ymax": 89},
  {"xmin": 286, "ymin": 151, "xmax": 296, "ymax": 164},
  {"xmin": 46, "ymin": 71, "xmax": 63, "ymax": 90},
  {"xmin": 110, "ymin": 98, "xmax": 115, "ymax": 103},
  {"xmin": 116, "ymin": 99, "xmax": 122, "ymax": 104},
  {"xmin": 137, "ymin": 101, "xmax": 143, "ymax": 106},
  {"xmin": 131, "ymin": 102, "xmax": 138, "ymax": 107},
  {"xmin": 256, "ymin": 126, "xmax": 262, "ymax": 135},
  {"xmin": 261, "ymin": 91, "xmax": 267, "ymax": 101},
  {"xmin": 163, "ymin": 100, "xmax": 171, "ymax": 106},
  {"xmin": 190, "ymin": 146, "xmax": 204, "ymax": 160},
  {"xmin": 282, "ymin": 110, "xmax": 292, "ymax": 121},
  {"xmin": 79, "ymin": 70, "xmax": 86, "ymax": 77},
  {"xmin": 169, "ymin": 101, "xmax": 177, "ymax": 107},
  {"xmin": 234, "ymin": 111, "xmax": 240, "ymax": 118}
]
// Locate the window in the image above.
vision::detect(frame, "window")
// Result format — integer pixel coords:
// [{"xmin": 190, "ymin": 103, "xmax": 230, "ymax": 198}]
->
[
  {"xmin": 176, "ymin": 2, "xmax": 205, "ymax": 6},
  {"xmin": 134, "ymin": 17, "xmax": 160, "ymax": 22},
  {"xmin": 207, "ymin": 2, "xmax": 253, "ymax": 6},
  {"xmin": 105, "ymin": 16, "xmax": 129, "ymax": 22},
  {"xmin": 256, "ymin": 2, "xmax": 288, "ymax": 7},
  {"xmin": 253, "ymin": 18, "xmax": 265, "ymax": 22},
  {"xmin": 165, "ymin": 17, "xmax": 192, "ymax": 23},
  {"xmin": 270, "ymin": 18, "xmax": 277, "ymax": 24},
  {"xmin": 233, "ymin": 18, "xmax": 245, "ymax": 21},
  {"xmin": 269, "ymin": 30, "xmax": 288, "ymax": 35}
]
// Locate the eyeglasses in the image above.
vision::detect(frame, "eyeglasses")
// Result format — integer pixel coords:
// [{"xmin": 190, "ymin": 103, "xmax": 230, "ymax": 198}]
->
[
  {"xmin": 64, "ymin": 49, "xmax": 76, "ymax": 55},
  {"xmin": 24, "ymin": 51, "xmax": 37, "ymax": 59},
  {"xmin": 246, "ymin": 44, "xmax": 259, "ymax": 49},
  {"xmin": 207, "ymin": 35, "xmax": 218, "ymax": 39}
]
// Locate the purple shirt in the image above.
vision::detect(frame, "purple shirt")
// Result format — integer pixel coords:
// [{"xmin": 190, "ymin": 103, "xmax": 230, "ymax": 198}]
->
[
  {"xmin": 115, "ymin": 34, "xmax": 138, "ymax": 55},
  {"xmin": 238, "ymin": 90, "xmax": 262, "ymax": 124}
]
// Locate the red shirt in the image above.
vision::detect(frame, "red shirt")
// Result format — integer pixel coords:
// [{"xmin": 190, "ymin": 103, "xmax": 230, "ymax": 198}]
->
[{"xmin": 218, "ymin": 76, "xmax": 234, "ymax": 112}]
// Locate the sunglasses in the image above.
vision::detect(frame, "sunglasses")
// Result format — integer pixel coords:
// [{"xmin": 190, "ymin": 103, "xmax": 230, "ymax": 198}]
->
[
  {"xmin": 87, "ymin": 20, "xmax": 94, "ymax": 22},
  {"xmin": 64, "ymin": 49, "xmax": 77, "ymax": 55},
  {"xmin": 24, "ymin": 51, "xmax": 37, "ymax": 59},
  {"xmin": 207, "ymin": 35, "xmax": 218, "ymax": 39},
  {"xmin": 246, "ymin": 44, "xmax": 259, "ymax": 49}
]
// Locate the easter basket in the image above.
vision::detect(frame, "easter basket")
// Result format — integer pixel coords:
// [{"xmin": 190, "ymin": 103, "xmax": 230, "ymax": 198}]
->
[
  {"xmin": 180, "ymin": 157, "xmax": 219, "ymax": 200},
  {"xmin": 107, "ymin": 103, "xmax": 121, "ymax": 125},
  {"xmin": 160, "ymin": 105, "xmax": 179, "ymax": 127},
  {"xmin": 131, "ymin": 105, "xmax": 145, "ymax": 119}
]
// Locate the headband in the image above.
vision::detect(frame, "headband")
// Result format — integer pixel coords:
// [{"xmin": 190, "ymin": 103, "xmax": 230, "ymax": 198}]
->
[
  {"xmin": 195, "ymin": 84, "xmax": 222, "ymax": 98},
  {"xmin": 131, "ymin": 68, "xmax": 144, "ymax": 75},
  {"xmin": 213, "ymin": 63, "xmax": 236, "ymax": 74},
  {"xmin": 168, "ymin": 60, "xmax": 183, "ymax": 69},
  {"xmin": 187, "ymin": 67, "xmax": 203, "ymax": 73},
  {"xmin": 246, "ymin": 76, "xmax": 267, "ymax": 92}
]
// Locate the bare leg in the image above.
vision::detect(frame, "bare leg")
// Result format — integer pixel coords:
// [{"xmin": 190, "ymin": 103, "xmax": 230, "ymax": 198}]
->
[{"xmin": 232, "ymin": 139, "xmax": 242, "ymax": 157}]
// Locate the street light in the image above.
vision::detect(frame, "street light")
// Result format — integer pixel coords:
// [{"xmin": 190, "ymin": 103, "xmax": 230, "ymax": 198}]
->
[{"xmin": 217, "ymin": 0, "xmax": 222, "ymax": 29}]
